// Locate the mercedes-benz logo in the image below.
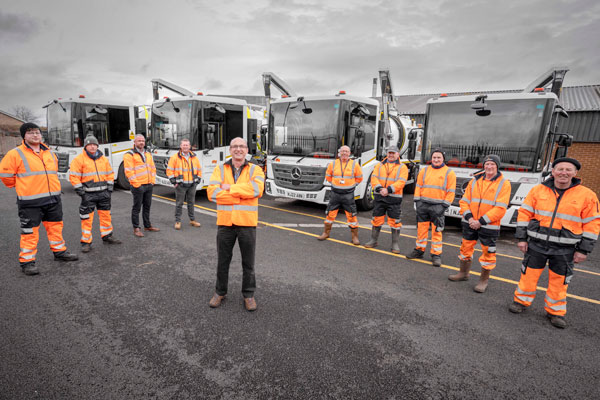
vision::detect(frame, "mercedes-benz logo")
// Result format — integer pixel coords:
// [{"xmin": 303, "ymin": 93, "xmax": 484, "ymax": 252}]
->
[
  {"xmin": 164, "ymin": 159, "xmax": 169, "ymax": 168},
  {"xmin": 291, "ymin": 167, "xmax": 302, "ymax": 180}
]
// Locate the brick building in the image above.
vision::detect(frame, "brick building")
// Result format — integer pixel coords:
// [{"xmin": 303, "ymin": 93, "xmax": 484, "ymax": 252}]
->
[{"xmin": 0, "ymin": 110, "xmax": 26, "ymax": 157}]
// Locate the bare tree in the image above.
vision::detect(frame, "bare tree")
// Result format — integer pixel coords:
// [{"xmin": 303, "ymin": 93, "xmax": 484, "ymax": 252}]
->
[{"xmin": 12, "ymin": 105, "xmax": 41, "ymax": 124}]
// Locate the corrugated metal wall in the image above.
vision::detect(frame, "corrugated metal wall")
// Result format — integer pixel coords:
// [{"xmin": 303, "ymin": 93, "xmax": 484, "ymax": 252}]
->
[{"xmin": 556, "ymin": 111, "xmax": 600, "ymax": 142}]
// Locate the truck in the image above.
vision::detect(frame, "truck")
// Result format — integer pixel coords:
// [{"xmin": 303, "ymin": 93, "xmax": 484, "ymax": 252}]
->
[
  {"xmin": 419, "ymin": 66, "xmax": 571, "ymax": 227},
  {"xmin": 148, "ymin": 79, "xmax": 265, "ymax": 189},
  {"xmin": 44, "ymin": 96, "xmax": 144, "ymax": 189},
  {"xmin": 263, "ymin": 70, "xmax": 421, "ymax": 210}
]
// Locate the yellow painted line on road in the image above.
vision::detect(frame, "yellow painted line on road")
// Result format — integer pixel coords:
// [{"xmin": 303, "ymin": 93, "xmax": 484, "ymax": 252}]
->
[
  {"xmin": 258, "ymin": 203, "xmax": 598, "ymax": 276},
  {"xmin": 151, "ymin": 194, "xmax": 600, "ymax": 305}
]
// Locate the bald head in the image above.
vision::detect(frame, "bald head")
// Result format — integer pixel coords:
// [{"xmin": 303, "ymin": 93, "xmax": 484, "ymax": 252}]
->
[{"xmin": 338, "ymin": 145, "xmax": 351, "ymax": 161}]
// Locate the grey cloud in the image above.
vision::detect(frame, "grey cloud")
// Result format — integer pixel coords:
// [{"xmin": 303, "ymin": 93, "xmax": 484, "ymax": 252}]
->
[{"xmin": 0, "ymin": 12, "xmax": 41, "ymax": 42}]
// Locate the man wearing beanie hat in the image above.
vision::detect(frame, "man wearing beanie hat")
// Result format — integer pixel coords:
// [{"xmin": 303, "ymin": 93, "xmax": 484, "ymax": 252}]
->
[
  {"xmin": 449, "ymin": 154, "xmax": 511, "ymax": 293},
  {"xmin": 406, "ymin": 148, "xmax": 456, "ymax": 266},
  {"xmin": 0, "ymin": 122, "xmax": 78, "ymax": 275},
  {"xmin": 69, "ymin": 134, "xmax": 122, "ymax": 253},
  {"xmin": 509, "ymin": 157, "xmax": 600, "ymax": 329}
]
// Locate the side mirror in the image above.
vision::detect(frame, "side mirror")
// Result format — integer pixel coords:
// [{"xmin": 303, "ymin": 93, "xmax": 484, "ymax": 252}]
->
[
  {"xmin": 555, "ymin": 104, "xmax": 569, "ymax": 119},
  {"xmin": 135, "ymin": 118, "xmax": 147, "ymax": 135}
]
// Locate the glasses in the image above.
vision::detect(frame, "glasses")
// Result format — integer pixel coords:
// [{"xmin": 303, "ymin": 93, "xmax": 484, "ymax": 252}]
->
[
  {"xmin": 26, "ymin": 131, "xmax": 42, "ymax": 135},
  {"xmin": 230, "ymin": 145, "xmax": 247, "ymax": 149}
]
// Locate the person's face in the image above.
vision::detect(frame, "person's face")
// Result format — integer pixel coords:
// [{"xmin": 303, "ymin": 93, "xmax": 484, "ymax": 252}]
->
[
  {"xmin": 484, "ymin": 160, "xmax": 498, "ymax": 176},
  {"xmin": 86, "ymin": 144, "xmax": 99, "ymax": 154},
  {"xmin": 552, "ymin": 162, "xmax": 577, "ymax": 186},
  {"xmin": 431, "ymin": 152, "xmax": 444, "ymax": 167},
  {"xmin": 134, "ymin": 136, "xmax": 145, "ymax": 149},
  {"xmin": 339, "ymin": 147, "xmax": 351, "ymax": 160},
  {"xmin": 24, "ymin": 129, "xmax": 43, "ymax": 146},
  {"xmin": 387, "ymin": 151, "xmax": 399, "ymax": 162},
  {"xmin": 230, "ymin": 139, "xmax": 248, "ymax": 162},
  {"xmin": 180, "ymin": 141, "xmax": 190, "ymax": 153}
]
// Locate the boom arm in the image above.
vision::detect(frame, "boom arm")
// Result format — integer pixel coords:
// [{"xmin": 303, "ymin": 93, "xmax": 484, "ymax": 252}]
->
[
  {"xmin": 378, "ymin": 68, "xmax": 398, "ymax": 147},
  {"xmin": 151, "ymin": 78, "xmax": 195, "ymax": 100},
  {"xmin": 522, "ymin": 66, "xmax": 569, "ymax": 98},
  {"xmin": 262, "ymin": 72, "xmax": 297, "ymax": 98}
]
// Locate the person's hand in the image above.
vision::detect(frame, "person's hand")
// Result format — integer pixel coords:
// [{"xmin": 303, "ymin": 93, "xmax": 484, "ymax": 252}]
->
[
  {"xmin": 221, "ymin": 183, "xmax": 231, "ymax": 190},
  {"xmin": 380, "ymin": 188, "xmax": 388, "ymax": 196},
  {"xmin": 468, "ymin": 218, "xmax": 481, "ymax": 230},
  {"xmin": 517, "ymin": 242, "xmax": 528, "ymax": 253},
  {"xmin": 573, "ymin": 252, "xmax": 587, "ymax": 263}
]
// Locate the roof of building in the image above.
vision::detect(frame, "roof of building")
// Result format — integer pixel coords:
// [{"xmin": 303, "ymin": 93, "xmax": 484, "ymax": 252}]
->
[
  {"xmin": 394, "ymin": 85, "xmax": 600, "ymax": 114},
  {"xmin": 0, "ymin": 109, "xmax": 27, "ymax": 123}
]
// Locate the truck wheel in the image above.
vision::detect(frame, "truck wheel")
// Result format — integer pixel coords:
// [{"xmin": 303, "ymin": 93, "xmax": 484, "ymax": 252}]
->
[
  {"xmin": 117, "ymin": 163, "xmax": 130, "ymax": 190},
  {"xmin": 357, "ymin": 176, "xmax": 375, "ymax": 211}
]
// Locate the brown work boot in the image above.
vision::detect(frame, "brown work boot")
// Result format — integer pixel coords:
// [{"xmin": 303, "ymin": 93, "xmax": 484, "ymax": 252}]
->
[
  {"xmin": 134, "ymin": 227, "xmax": 144, "ymax": 237},
  {"xmin": 244, "ymin": 297, "xmax": 257, "ymax": 312},
  {"xmin": 144, "ymin": 226, "xmax": 160, "ymax": 232},
  {"xmin": 474, "ymin": 269, "xmax": 491, "ymax": 293},
  {"xmin": 209, "ymin": 293, "xmax": 226, "ymax": 308},
  {"xmin": 350, "ymin": 227, "xmax": 360, "ymax": 245},
  {"xmin": 547, "ymin": 313, "xmax": 567, "ymax": 329},
  {"xmin": 174, "ymin": 222, "xmax": 181, "ymax": 230},
  {"xmin": 317, "ymin": 222, "xmax": 332, "ymax": 241},
  {"xmin": 449, "ymin": 259, "xmax": 472, "ymax": 281},
  {"xmin": 81, "ymin": 243, "xmax": 92, "ymax": 253},
  {"xmin": 189, "ymin": 220, "xmax": 201, "ymax": 227}
]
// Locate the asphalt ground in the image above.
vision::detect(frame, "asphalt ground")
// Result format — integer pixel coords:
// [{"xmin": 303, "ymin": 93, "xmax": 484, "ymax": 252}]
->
[{"xmin": 1, "ymin": 183, "xmax": 599, "ymax": 399}]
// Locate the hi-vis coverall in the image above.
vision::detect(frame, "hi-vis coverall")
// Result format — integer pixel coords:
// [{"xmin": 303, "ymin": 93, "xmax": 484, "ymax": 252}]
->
[
  {"xmin": 413, "ymin": 164, "xmax": 456, "ymax": 255},
  {"xmin": 69, "ymin": 149, "xmax": 115, "ymax": 243},
  {"xmin": 459, "ymin": 171, "xmax": 511, "ymax": 270},
  {"xmin": 370, "ymin": 159, "xmax": 408, "ymax": 228},
  {"xmin": 324, "ymin": 158, "xmax": 363, "ymax": 227},
  {"xmin": 0, "ymin": 142, "xmax": 68, "ymax": 265},
  {"xmin": 514, "ymin": 177, "xmax": 600, "ymax": 316}
]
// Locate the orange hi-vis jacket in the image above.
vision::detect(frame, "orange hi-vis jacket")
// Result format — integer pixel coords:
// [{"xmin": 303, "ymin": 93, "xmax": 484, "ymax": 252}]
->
[
  {"xmin": 326, "ymin": 158, "xmax": 363, "ymax": 194},
  {"xmin": 166, "ymin": 151, "xmax": 202, "ymax": 186},
  {"xmin": 371, "ymin": 159, "xmax": 408, "ymax": 203},
  {"xmin": 0, "ymin": 142, "xmax": 61, "ymax": 207},
  {"xmin": 207, "ymin": 160, "xmax": 265, "ymax": 227},
  {"xmin": 69, "ymin": 150, "xmax": 114, "ymax": 193},
  {"xmin": 123, "ymin": 147, "xmax": 156, "ymax": 188},
  {"xmin": 459, "ymin": 171, "xmax": 511, "ymax": 232},
  {"xmin": 414, "ymin": 164, "xmax": 456, "ymax": 207},
  {"xmin": 516, "ymin": 177, "xmax": 600, "ymax": 254}
]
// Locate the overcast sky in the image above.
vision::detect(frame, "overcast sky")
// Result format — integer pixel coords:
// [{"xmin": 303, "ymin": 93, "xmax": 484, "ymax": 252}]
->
[{"xmin": 1, "ymin": 0, "xmax": 599, "ymax": 123}]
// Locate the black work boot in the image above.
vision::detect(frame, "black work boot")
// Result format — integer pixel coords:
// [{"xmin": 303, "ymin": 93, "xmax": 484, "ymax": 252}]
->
[
  {"xmin": 406, "ymin": 248, "xmax": 424, "ymax": 259},
  {"xmin": 102, "ymin": 234, "xmax": 122, "ymax": 245},
  {"xmin": 547, "ymin": 314, "xmax": 567, "ymax": 329},
  {"xmin": 54, "ymin": 251, "xmax": 79, "ymax": 262},
  {"xmin": 431, "ymin": 254, "xmax": 442, "ymax": 267},
  {"xmin": 390, "ymin": 228, "xmax": 401, "ymax": 254},
  {"xmin": 364, "ymin": 226, "xmax": 381, "ymax": 248},
  {"xmin": 509, "ymin": 301, "xmax": 526, "ymax": 314},
  {"xmin": 81, "ymin": 243, "xmax": 92, "ymax": 253},
  {"xmin": 21, "ymin": 262, "xmax": 39, "ymax": 276}
]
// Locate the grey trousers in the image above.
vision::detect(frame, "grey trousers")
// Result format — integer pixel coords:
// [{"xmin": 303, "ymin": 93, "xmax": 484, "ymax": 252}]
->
[{"xmin": 174, "ymin": 184, "xmax": 197, "ymax": 222}]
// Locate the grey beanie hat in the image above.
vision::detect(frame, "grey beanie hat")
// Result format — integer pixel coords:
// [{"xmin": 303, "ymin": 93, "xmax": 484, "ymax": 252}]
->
[
  {"xmin": 84, "ymin": 135, "xmax": 99, "ymax": 147},
  {"xmin": 483, "ymin": 154, "xmax": 501, "ymax": 169}
]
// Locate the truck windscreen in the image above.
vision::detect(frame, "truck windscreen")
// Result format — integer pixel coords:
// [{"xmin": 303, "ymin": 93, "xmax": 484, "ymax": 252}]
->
[
  {"xmin": 425, "ymin": 98, "xmax": 551, "ymax": 171},
  {"xmin": 268, "ymin": 100, "xmax": 341, "ymax": 157},
  {"xmin": 151, "ymin": 101, "xmax": 193, "ymax": 149},
  {"xmin": 47, "ymin": 102, "xmax": 73, "ymax": 146}
]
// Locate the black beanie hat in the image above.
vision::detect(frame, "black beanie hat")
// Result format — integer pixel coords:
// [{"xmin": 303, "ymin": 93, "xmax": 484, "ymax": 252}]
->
[
  {"xmin": 20, "ymin": 122, "xmax": 41, "ymax": 138},
  {"xmin": 483, "ymin": 154, "xmax": 501, "ymax": 169},
  {"xmin": 552, "ymin": 157, "xmax": 581, "ymax": 170},
  {"xmin": 431, "ymin": 148, "xmax": 446, "ymax": 161}
]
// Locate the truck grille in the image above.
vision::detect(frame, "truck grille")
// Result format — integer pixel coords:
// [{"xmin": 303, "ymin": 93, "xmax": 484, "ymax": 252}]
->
[
  {"xmin": 153, "ymin": 155, "xmax": 169, "ymax": 178},
  {"xmin": 273, "ymin": 164, "xmax": 326, "ymax": 191},
  {"xmin": 56, "ymin": 153, "xmax": 70, "ymax": 173}
]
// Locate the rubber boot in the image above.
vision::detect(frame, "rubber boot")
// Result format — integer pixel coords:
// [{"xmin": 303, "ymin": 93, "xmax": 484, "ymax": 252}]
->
[
  {"xmin": 350, "ymin": 227, "xmax": 360, "ymax": 245},
  {"xmin": 390, "ymin": 228, "xmax": 401, "ymax": 254},
  {"xmin": 317, "ymin": 222, "xmax": 332, "ymax": 241},
  {"xmin": 364, "ymin": 226, "xmax": 381, "ymax": 248},
  {"xmin": 474, "ymin": 269, "xmax": 491, "ymax": 293},
  {"xmin": 449, "ymin": 259, "xmax": 472, "ymax": 281}
]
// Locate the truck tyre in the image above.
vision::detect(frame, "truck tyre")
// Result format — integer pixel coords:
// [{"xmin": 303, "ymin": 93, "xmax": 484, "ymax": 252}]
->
[
  {"xmin": 357, "ymin": 174, "xmax": 375, "ymax": 211},
  {"xmin": 117, "ymin": 163, "xmax": 130, "ymax": 190}
]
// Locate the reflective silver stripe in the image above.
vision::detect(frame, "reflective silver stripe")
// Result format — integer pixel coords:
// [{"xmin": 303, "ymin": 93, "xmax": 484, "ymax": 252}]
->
[
  {"xmin": 461, "ymin": 198, "xmax": 471, "ymax": 204},
  {"xmin": 520, "ymin": 204, "xmax": 534, "ymax": 213},
  {"xmin": 220, "ymin": 164, "xmax": 225, "ymax": 180},
  {"xmin": 544, "ymin": 295, "xmax": 566, "ymax": 304},
  {"xmin": 482, "ymin": 215, "xmax": 491, "ymax": 223},
  {"xmin": 15, "ymin": 148, "xmax": 32, "ymax": 173},
  {"xmin": 80, "ymin": 214, "xmax": 90, "ymax": 219},
  {"xmin": 210, "ymin": 188, "xmax": 222, "ymax": 202},
  {"xmin": 209, "ymin": 180, "xmax": 221, "ymax": 185},
  {"xmin": 217, "ymin": 205, "xmax": 233, "ymax": 211},
  {"xmin": 101, "ymin": 231, "xmax": 113, "ymax": 237},
  {"xmin": 324, "ymin": 219, "xmax": 334, "ymax": 224},
  {"xmin": 388, "ymin": 193, "xmax": 403, "ymax": 198},
  {"xmin": 100, "ymin": 225, "xmax": 112, "ymax": 230},
  {"xmin": 18, "ymin": 191, "xmax": 61, "ymax": 200},
  {"xmin": 79, "ymin": 171, "xmax": 112, "ymax": 177},
  {"xmin": 348, "ymin": 221, "xmax": 358, "ymax": 227},
  {"xmin": 20, "ymin": 248, "xmax": 35, "ymax": 253},
  {"xmin": 442, "ymin": 200, "xmax": 451, "ymax": 207},
  {"xmin": 480, "ymin": 261, "xmax": 495, "ymax": 266},
  {"xmin": 16, "ymin": 170, "xmax": 58, "ymax": 177},
  {"xmin": 582, "ymin": 215, "xmax": 600, "ymax": 223},
  {"xmin": 515, "ymin": 295, "xmax": 532, "ymax": 302},
  {"xmin": 331, "ymin": 183, "xmax": 357, "ymax": 190},
  {"xmin": 21, "ymin": 228, "xmax": 33, "ymax": 234},
  {"xmin": 546, "ymin": 304, "xmax": 567, "ymax": 311},
  {"xmin": 73, "ymin": 183, "xmax": 83, "ymax": 189},
  {"xmin": 255, "ymin": 176, "xmax": 265, "ymax": 182},
  {"xmin": 252, "ymin": 181, "xmax": 260, "ymax": 197},
  {"xmin": 516, "ymin": 287, "xmax": 537, "ymax": 296},
  {"xmin": 421, "ymin": 184, "xmax": 447, "ymax": 190},
  {"xmin": 487, "ymin": 246, "xmax": 497, "ymax": 252},
  {"xmin": 431, "ymin": 241, "xmax": 442, "ymax": 245},
  {"xmin": 0, "ymin": 172, "xmax": 14, "ymax": 177},
  {"xmin": 413, "ymin": 196, "xmax": 421, "ymax": 201},
  {"xmin": 582, "ymin": 231, "xmax": 598, "ymax": 240},
  {"xmin": 482, "ymin": 225, "xmax": 500, "ymax": 230},
  {"xmin": 527, "ymin": 230, "xmax": 580, "ymax": 244},
  {"xmin": 420, "ymin": 198, "xmax": 446, "ymax": 204},
  {"xmin": 49, "ymin": 240, "xmax": 64, "ymax": 245},
  {"xmin": 84, "ymin": 186, "xmax": 108, "ymax": 192},
  {"xmin": 447, "ymin": 189, "xmax": 455, "ymax": 193},
  {"xmin": 70, "ymin": 171, "xmax": 83, "ymax": 177},
  {"xmin": 20, "ymin": 253, "xmax": 36, "ymax": 260},
  {"xmin": 494, "ymin": 202, "xmax": 508, "ymax": 208},
  {"xmin": 416, "ymin": 239, "xmax": 427, "ymax": 244},
  {"xmin": 517, "ymin": 221, "xmax": 528, "ymax": 227},
  {"xmin": 52, "ymin": 243, "xmax": 66, "ymax": 250},
  {"xmin": 81, "ymin": 230, "xmax": 91, "ymax": 234},
  {"xmin": 233, "ymin": 205, "xmax": 258, "ymax": 212},
  {"xmin": 533, "ymin": 209, "xmax": 554, "ymax": 218},
  {"xmin": 554, "ymin": 212, "xmax": 583, "ymax": 224}
]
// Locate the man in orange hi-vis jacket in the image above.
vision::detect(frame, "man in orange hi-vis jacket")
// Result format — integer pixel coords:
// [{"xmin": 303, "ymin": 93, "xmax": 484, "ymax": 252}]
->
[
  {"xmin": 406, "ymin": 148, "xmax": 456, "ymax": 267},
  {"xmin": 448, "ymin": 155, "xmax": 511, "ymax": 293},
  {"xmin": 69, "ymin": 135, "xmax": 122, "ymax": 253},
  {"xmin": 207, "ymin": 138, "xmax": 264, "ymax": 312},
  {"xmin": 0, "ymin": 122, "xmax": 78, "ymax": 275},
  {"xmin": 317, "ymin": 145, "xmax": 363, "ymax": 245},
  {"xmin": 509, "ymin": 157, "xmax": 600, "ymax": 329}
]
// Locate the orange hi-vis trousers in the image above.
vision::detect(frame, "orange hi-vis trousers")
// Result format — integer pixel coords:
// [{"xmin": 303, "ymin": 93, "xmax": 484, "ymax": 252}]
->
[
  {"xmin": 416, "ymin": 222, "xmax": 442, "ymax": 255},
  {"xmin": 80, "ymin": 210, "xmax": 113, "ymax": 243},
  {"xmin": 513, "ymin": 247, "xmax": 572, "ymax": 316},
  {"xmin": 325, "ymin": 209, "xmax": 358, "ymax": 228},
  {"xmin": 18, "ymin": 202, "xmax": 67, "ymax": 265},
  {"xmin": 459, "ymin": 239, "xmax": 496, "ymax": 270},
  {"xmin": 372, "ymin": 215, "xmax": 402, "ymax": 229}
]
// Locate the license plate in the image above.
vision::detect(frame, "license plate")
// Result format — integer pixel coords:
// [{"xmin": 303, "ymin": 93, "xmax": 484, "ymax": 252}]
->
[
  {"xmin": 157, "ymin": 177, "xmax": 171, "ymax": 186},
  {"xmin": 276, "ymin": 188, "xmax": 304, "ymax": 199}
]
